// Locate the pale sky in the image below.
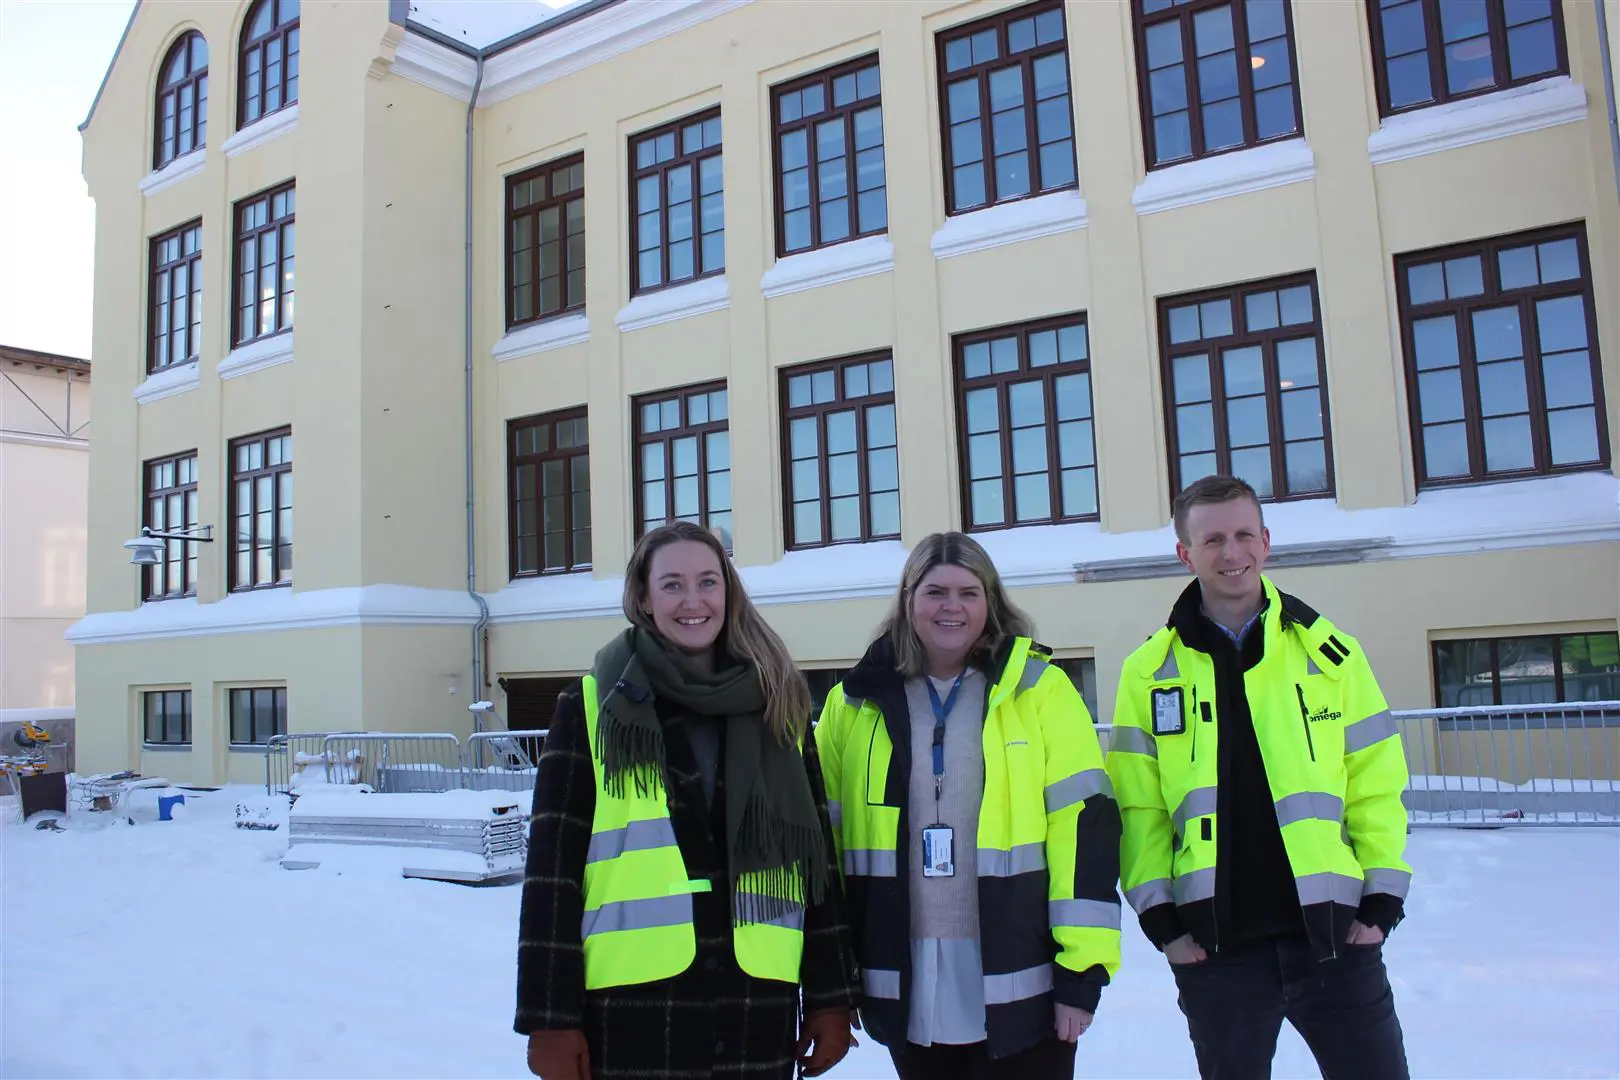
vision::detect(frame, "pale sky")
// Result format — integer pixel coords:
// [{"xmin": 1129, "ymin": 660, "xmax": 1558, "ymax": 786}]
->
[{"xmin": 0, "ymin": 0, "xmax": 135, "ymax": 360}]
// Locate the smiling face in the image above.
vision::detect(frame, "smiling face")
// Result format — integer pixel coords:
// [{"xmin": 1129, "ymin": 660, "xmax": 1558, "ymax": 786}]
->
[
  {"xmin": 1175, "ymin": 495, "xmax": 1270, "ymax": 609},
  {"xmin": 644, "ymin": 539, "xmax": 727, "ymax": 659},
  {"xmin": 910, "ymin": 563, "xmax": 989, "ymax": 674}
]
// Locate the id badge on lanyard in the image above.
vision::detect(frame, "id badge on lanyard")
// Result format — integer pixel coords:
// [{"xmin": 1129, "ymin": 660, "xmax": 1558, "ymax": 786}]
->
[{"xmin": 923, "ymin": 671, "xmax": 965, "ymax": 878}]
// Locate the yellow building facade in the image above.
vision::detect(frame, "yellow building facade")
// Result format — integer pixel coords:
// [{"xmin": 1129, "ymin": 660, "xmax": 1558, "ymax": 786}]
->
[{"xmin": 75, "ymin": 0, "xmax": 1619, "ymax": 785}]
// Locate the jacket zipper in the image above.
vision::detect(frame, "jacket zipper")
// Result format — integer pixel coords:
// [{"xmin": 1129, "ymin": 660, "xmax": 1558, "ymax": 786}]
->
[{"xmin": 1296, "ymin": 683, "xmax": 1316, "ymax": 762}]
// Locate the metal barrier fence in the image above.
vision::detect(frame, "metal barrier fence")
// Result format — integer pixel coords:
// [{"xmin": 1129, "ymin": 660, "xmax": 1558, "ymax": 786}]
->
[
  {"xmin": 264, "ymin": 731, "xmax": 367, "ymax": 796},
  {"xmin": 462, "ymin": 730, "xmax": 548, "ymax": 792}
]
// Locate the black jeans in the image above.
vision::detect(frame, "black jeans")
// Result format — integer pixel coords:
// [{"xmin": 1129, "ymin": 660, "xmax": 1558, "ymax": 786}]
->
[
  {"xmin": 889, "ymin": 1036, "xmax": 1076, "ymax": 1080},
  {"xmin": 1171, "ymin": 934, "xmax": 1409, "ymax": 1080}
]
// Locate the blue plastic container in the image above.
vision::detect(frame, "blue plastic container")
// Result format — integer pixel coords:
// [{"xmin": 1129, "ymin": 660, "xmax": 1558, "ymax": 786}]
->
[{"xmin": 157, "ymin": 792, "xmax": 186, "ymax": 821}]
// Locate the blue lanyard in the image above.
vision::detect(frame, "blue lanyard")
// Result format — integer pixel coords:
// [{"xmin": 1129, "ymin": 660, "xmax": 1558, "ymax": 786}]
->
[{"xmin": 927, "ymin": 671, "xmax": 966, "ymax": 803}]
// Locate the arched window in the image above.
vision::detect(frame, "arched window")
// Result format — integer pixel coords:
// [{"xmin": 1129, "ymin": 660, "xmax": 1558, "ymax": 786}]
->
[
  {"xmin": 154, "ymin": 32, "xmax": 208, "ymax": 168},
  {"xmin": 239, "ymin": 0, "xmax": 299, "ymax": 128}
]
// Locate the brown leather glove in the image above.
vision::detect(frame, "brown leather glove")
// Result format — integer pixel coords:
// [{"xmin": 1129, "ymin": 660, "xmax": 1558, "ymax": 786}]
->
[
  {"xmin": 526, "ymin": 1029, "xmax": 591, "ymax": 1080},
  {"xmin": 796, "ymin": 1007, "xmax": 855, "ymax": 1078}
]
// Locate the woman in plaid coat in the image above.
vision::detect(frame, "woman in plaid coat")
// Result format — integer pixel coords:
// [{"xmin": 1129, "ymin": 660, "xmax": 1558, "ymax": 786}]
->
[{"xmin": 514, "ymin": 522, "xmax": 861, "ymax": 1080}]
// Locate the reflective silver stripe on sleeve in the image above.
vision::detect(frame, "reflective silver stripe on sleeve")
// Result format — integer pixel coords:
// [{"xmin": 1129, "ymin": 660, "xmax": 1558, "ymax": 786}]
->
[
  {"xmin": 1274, "ymin": 790, "xmax": 1344, "ymax": 828},
  {"xmin": 1343, "ymin": 709, "xmax": 1397, "ymax": 754},
  {"xmin": 1361, "ymin": 867, "xmax": 1412, "ymax": 899},
  {"xmin": 1125, "ymin": 878, "xmax": 1173, "ymax": 913},
  {"xmin": 1018, "ymin": 657, "xmax": 1051, "ymax": 693},
  {"xmin": 977, "ymin": 842, "xmax": 1047, "ymax": 877},
  {"xmin": 1294, "ymin": 871, "xmax": 1365, "ymax": 908},
  {"xmin": 843, "ymin": 848, "xmax": 898, "ymax": 877},
  {"xmin": 1173, "ymin": 866, "xmax": 1216, "ymax": 904},
  {"xmin": 1109, "ymin": 726, "xmax": 1158, "ymax": 757},
  {"xmin": 983, "ymin": 963, "xmax": 1053, "ymax": 1005},
  {"xmin": 585, "ymin": 817, "xmax": 680, "ymax": 864},
  {"xmin": 1153, "ymin": 652, "xmax": 1179, "ymax": 681},
  {"xmin": 863, "ymin": 968, "xmax": 901, "ymax": 999},
  {"xmin": 580, "ymin": 893, "xmax": 692, "ymax": 939},
  {"xmin": 1045, "ymin": 768, "xmax": 1114, "ymax": 814},
  {"xmin": 1049, "ymin": 898, "xmax": 1123, "ymax": 930},
  {"xmin": 1171, "ymin": 786, "xmax": 1219, "ymax": 834}
]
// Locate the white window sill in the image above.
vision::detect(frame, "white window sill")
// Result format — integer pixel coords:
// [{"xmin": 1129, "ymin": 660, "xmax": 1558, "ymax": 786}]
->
[
  {"xmin": 493, "ymin": 313, "xmax": 589, "ymax": 361},
  {"xmin": 139, "ymin": 149, "xmax": 205, "ymax": 196},
  {"xmin": 761, "ymin": 235, "xmax": 895, "ymax": 298},
  {"xmin": 615, "ymin": 276, "xmax": 729, "ymax": 333},
  {"xmin": 1367, "ymin": 76, "xmax": 1587, "ymax": 166},
  {"xmin": 1133, "ymin": 138, "xmax": 1315, "ymax": 216},
  {"xmin": 133, "ymin": 361, "xmax": 200, "ymax": 404},
  {"xmin": 219, "ymin": 333, "xmax": 295, "ymax": 379},
  {"xmin": 223, "ymin": 103, "xmax": 299, "ymax": 158},
  {"xmin": 931, "ymin": 190, "xmax": 1088, "ymax": 260}
]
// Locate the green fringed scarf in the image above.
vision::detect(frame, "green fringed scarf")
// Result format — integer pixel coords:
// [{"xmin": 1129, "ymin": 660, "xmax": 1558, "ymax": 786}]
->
[{"xmin": 590, "ymin": 627, "xmax": 829, "ymax": 926}]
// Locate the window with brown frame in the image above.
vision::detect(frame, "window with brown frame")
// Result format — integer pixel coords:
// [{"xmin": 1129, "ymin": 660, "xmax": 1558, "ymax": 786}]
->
[
  {"xmin": 233, "ymin": 182, "xmax": 295, "ymax": 346},
  {"xmin": 1052, "ymin": 657, "xmax": 1100, "ymax": 721},
  {"xmin": 1367, "ymin": 0, "xmax": 1566, "ymax": 117},
  {"xmin": 1160, "ymin": 274, "xmax": 1333, "ymax": 501},
  {"xmin": 507, "ymin": 154, "xmax": 585, "ymax": 328},
  {"xmin": 634, "ymin": 383, "xmax": 732, "ymax": 548},
  {"xmin": 955, "ymin": 315, "xmax": 1099, "ymax": 530},
  {"xmin": 143, "ymin": 689, "xmax": 192, "ymax": 746},
  {"xmin": 1134, "ymin": 0, "xmax": 1302, "ymax": 169},
  {"xmin": 1434, "ymin": 632, "xmax": 1620, "ymax": 708},
  {"xmin": 1396, "ymin": 225, "xmax": 1608, "ymax": 487},
  {"xmin": 509, "ymin": 409, "xmax": 591, "ymax": 577},
  {"xmin": 772, "ymin": 56, "xmax": 887, "ymax": 257},
  {"xmin": 781, "ymin": 354, "xmax": 900, "ymax": 548},
  {"xmin": 228, "ymin": 427, "xmax": 292, "ymax": 591},
  {"xmin": 630, "ymin": 109, "xmax": 724, "ymax": 295},
  {"xmin": 144, "ymin": 452, "xmax": 199, "ymax": 601},
  {"xmin": 230, "ymin": 686, "xmax": 286, "ymax": 745},
  {"xmin": 239, "ymin": 0, "xmax": 299, "ymax": 128},
  {"xmin": 149, "ymin": 221, "xmax": 203, "ymax": 374},
  {"xmin": 937, "ymin": 1, "xmax": 1076, "ymax": 215},
  {"xmin": 155, "ymin": 32, "xmax": 207, "ymax": 168}
]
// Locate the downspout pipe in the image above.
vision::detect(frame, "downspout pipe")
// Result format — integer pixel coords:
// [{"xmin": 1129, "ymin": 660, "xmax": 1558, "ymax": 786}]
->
[
  {"xmin": 464, "ymin": 54, "xmax": 490, "ymax": 731},
  {"xmin": 1596, "ymin": 0, "xmax": 1620, "ymax": 209}
]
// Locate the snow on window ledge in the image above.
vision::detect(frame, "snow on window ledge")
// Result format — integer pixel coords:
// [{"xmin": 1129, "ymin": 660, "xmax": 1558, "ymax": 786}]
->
[
  {"xmin": 222, "ymin": 103, "xmax": 300, "ymax": 158},
  {"xmin": 1367, "ymin": 76, "xmax": 1587, "ymax": 166},
  {"xmin": 761, "ymin": 235, "xmax": 895, "ymax": 299},
  {"xmin": 219, "ymin": 333, "xmax": 295, "ymax": 380},
  {"xmin": 133, "ymin": 361, "xmax": 200, "ymax": 405},
  {"xmin": 1132, "ymin": 138, "xmax": 1315, "ymax": 216},
  {"xmin": 931, "ymin": 190, "xmax": 1088, "ymax": 261},
  {"xmin": 493, "ymin": 313, "xmax": 590, "ymax": 362},
  {"xmin": 615, "ymin": 276, "xmax": 730, "ymax": 333},
  {"xmin": 139, "ymin": 149, "xmax": 205, "ymax": 197}
]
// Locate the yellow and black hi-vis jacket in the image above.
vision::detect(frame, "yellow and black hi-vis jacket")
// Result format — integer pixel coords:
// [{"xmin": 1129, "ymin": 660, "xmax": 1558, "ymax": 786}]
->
[
  {"xmin": 814, "ymin": 634, "xmax": 1121, "ymax": 1060},
  {"xmin": 1107, "ymin": 576, "xmax": 1412, "ymax": 961}
]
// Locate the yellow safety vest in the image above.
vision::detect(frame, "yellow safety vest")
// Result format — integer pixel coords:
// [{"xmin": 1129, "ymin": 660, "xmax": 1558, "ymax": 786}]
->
[
  {"xmin": 579, "ymin": 674, "xmax": 806, "ymax": 989},
  {"xmin": 1107, "ymin": 578, "xmax": 1412, "ymax": 949}
]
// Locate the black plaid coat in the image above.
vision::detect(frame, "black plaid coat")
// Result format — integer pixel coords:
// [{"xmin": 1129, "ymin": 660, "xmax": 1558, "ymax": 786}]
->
[{"xmin": 514, "ymin": 682, "xmax": 861, "ymax": 1080}]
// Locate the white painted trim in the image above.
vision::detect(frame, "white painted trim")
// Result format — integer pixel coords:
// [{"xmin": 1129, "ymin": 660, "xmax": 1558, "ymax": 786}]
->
[
  {"xmin": 930, "ymin": 190, "xmax": 1088, "ymax": 260},
  {"xmin": 222, "ymin": 103, "xmax": 299, "ymax": 158},
  {"xmin": 0, "ymin": 430, "xmax": 89, "ymax": 450},
  {"xmin": 66, "ymin": 585, "xmax": 482, "ymax": 645},
  {"xmin": 615, "ymin": 276, "xmax": 730, "ymax": 333},
  {"xmin": 133, "ymin": 362, "xmax": 200, "ymax": 404},
  {"xmin": 1367, "ymin": 76, "xmax": 1587, "ymax": 165},
  {"xmin": 390, "ymin": 32, "xmax": 478, "ymax": 103},
  {"xmin": 761, "ymin": 235, "xmax": 895, "ymax": 298},
  {"xmin": 1132, "ymin": 138, "xmax": 1315, "ymax": 216},
  {"xmin": 478, "ymin": 0, "xmax": 754, "ymax": 107},
  {"xmin": 218, "ymin": 334, "xmax": 295, "ymax": 380},
  {"xmin": 493, "ymin": 313, "xmax": 590, "ymax": 361},
  {"xmin": 65, "ymin": 474, "xmax": 1617, "ymax": 644},
  {"xmin": 139, "ymin": 149, "xmax": 205, "ymax": 196},
  {"xmin": 0, "ymin": 707, "xmax": 75, "ymax": 723}
]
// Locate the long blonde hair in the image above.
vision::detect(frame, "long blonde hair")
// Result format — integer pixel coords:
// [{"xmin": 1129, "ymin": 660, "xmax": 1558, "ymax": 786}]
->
[
  {"xmin": 875, "ymin": 531, "xmax": 1035, "ymax": 677},
  {"xmin": 622, "ymin": 521, "xmax": 812, "ymax": 744}
]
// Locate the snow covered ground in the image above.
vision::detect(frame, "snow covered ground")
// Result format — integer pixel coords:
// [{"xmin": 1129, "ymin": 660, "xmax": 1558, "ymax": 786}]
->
[{"xmin": 3, "ymin": 787, "xmax": 1617, "ymax": 1080}]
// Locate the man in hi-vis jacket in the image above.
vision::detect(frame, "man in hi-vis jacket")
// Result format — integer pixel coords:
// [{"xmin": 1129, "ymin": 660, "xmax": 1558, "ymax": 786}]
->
[{"xmin": 1107, "ymin": 475, "xmax": 1412, "ymax": 1080}]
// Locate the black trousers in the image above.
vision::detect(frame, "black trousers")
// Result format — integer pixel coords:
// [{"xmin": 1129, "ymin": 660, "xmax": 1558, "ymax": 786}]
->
[
  {"xmin": 1171, "ymin": 934, "xmax": 1409, "ymax": 1080},
  {"xmin": 888, "ymin": 1036, "xmax": 1076, "ymax": 1080}
]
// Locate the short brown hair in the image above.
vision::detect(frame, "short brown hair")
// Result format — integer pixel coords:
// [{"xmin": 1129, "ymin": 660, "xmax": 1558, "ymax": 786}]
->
[{"xmin": 1172, "ymin": 474, "xmax": 1264, "ymax": 544}]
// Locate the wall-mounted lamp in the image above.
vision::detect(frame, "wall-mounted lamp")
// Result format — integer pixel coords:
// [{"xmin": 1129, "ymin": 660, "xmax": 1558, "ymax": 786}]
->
[{"xmin": 123, "ymin": 524, "xmax": 214, "ymax": 566}]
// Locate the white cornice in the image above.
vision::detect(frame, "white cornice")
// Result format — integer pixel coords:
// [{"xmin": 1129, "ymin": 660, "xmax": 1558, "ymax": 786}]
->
[
  {"xmin": 615, "ymin": 276, "xmax": 730, "ymax": 333},
  {"xmin": 0, "ymin": 430, "xmax": 89, "ymax": 450},
  {"xmin": 391, "ymin": 32, "xmax": 479, "ymax": 103},
  {"xmin": 761, "ymin": 235, "xmax": 895, "ymax": 299},
  {"xmin": 222, "ymin": 104, "xmax": 300, "ymax": 158},
  {"xmin": 930, "ymin": 189, "xmax": 1088, "ymax": 260},
  {"xmin": 139, "ymin": 149, "xmax": 206, "ymax": 197},
  {"xmin": 218, "ymin": 334, "xmax": 295, "ymax": 380},
  {"xmin": 478, "ymin": 0, "xmax": 754, "ymax": 107},
  {"xmin": 1132, "ymin": 138, "xmax": 1314, "ymax": 216},
  {"xmin": 1367, "ymin": 76, "xmax": 1587, "ymax": 166},
  {"xmin": 133, "ymin": 361, "xmax": 200, "ymax": 405},
  {"xmin": 493, "ymin": 313, "xmax": 590, "ymax": 361}
]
